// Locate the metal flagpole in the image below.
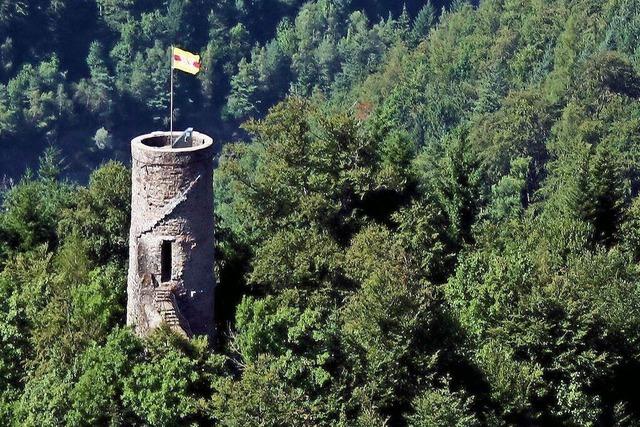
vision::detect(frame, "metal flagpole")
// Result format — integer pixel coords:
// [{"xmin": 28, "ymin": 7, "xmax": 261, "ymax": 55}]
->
[{"xmin": 170, "ymin": 45, "xmax": 174, "ymax": 144}]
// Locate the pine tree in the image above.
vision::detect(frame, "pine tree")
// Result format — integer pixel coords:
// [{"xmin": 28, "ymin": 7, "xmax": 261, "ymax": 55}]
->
[{"xmin": 411, "ymin": 1, "xmax": 436, "ymax": 44}]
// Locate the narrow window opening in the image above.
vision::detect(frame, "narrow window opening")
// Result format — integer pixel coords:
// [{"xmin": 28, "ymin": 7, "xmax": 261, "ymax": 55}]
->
[{"xmin": 161, "ymin": 240, "xmax": 172, "ymax": 282}]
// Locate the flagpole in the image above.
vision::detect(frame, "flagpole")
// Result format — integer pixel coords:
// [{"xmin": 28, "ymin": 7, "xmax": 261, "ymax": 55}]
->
[{"xmin": 170, "ymin": 45, "xmax": 174, "ymax": 144}]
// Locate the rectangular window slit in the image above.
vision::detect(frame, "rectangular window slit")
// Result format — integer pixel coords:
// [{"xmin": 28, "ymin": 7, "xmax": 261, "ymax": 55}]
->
[{"xmin": 161, "ymin": 240, "xmax": 172, "ymax": 282}]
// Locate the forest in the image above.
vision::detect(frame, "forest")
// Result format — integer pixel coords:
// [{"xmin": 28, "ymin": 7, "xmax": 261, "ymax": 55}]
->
[
  {"xmin": 2, "ymin": 0, "xmax": 640, "ymax": 425},
  {"xmin": 0, "ymin": 0, "xmax": 449, "ymax": 179}
]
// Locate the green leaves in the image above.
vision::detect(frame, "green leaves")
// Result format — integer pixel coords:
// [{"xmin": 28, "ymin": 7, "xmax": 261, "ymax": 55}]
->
[
  {"xmin": 212, "ymin": 354, "xmax": 326, "ymax": 427},
  {"xmin": 249, "ymin": 228, "xmax": 342, "ymax": 290},
  {"xmin": 66, "ymin": 328, "xmax": 141, "ymax": 426},
  {"xmin": 1, "ymin": 55, "xmax": 71, "ymax": 140},
  {"xmin": 58, "ymin": 161, "xmax": 130, "ymax": 263},
  {"xmin": 0, "ymin": 151, "xmax": 74, "ymax": 252},
  {"xmin": 341, "ymin": 224, "xmax": 440, "ymax": 414},
  {"xmin": 216, "ymin": 98, "xmax": 385, "ymax": 251},
  {"xmin": 409, "ymin": 386, "xmax": 479, "ymax": 427},
  {"xmin": 5, "ymin": 0, "xmax": 640, "ymax": 425},
  {"xmin": 445, "ymin": 218, "xmax": 640, "ymax": 424},
  {"xmin": 123, "ymin": 344, "xmax": 204, "ymax": 426}
]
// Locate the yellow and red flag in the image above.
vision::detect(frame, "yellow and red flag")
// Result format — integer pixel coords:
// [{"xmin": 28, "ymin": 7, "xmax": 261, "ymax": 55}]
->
[{"xmin": 172, "ymin": 47, "xmax": 201, "ymax": 75}]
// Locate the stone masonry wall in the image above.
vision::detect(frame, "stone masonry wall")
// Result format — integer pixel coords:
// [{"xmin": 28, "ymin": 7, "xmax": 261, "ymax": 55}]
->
[{"xmin": 127, "ymin": 131, "xmax": 215, "ymax": 338}]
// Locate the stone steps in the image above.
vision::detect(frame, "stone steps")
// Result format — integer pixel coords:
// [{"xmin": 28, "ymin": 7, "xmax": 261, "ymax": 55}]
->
[{"xmin": 153, "ymin": 287, "xmax": 189, "ymax": 331}]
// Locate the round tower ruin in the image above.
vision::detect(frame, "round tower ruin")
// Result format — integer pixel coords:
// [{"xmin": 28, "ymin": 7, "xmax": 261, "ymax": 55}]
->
[{"xmin": 127, "ymin": 130, "xmax": 215, "ymax": 338}]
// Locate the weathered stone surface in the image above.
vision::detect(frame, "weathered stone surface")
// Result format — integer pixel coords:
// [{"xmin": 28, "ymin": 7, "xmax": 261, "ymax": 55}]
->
[{"xmin": 127, "ymin": 131, "xmax": 215, "ymax": 338}]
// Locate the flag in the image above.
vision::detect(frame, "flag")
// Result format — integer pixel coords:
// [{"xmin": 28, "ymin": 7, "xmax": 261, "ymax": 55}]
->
[{"xmin": 172, "ymin": 47, "xmax": 201, "ymax": 75}]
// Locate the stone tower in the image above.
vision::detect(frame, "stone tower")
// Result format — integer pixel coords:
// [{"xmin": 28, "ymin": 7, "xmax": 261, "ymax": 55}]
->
[{"xmin": 127, "ymin": 130, "xmax": 215, "ymax": 338}]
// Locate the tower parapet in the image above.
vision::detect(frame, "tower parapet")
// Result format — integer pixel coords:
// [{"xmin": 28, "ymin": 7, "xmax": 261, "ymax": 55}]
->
[{"xmin": 127, "ymin": 131, "xmax": 215, "ymax": 338}]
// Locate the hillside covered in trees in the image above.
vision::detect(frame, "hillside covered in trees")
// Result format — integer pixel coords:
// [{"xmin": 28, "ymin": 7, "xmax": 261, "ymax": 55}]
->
[
  {"xmin": 3, "ymin": 0, "xmax": 640, "ymax": 425},
  {"xmin": 0, "ymin": 0, "xmax": 449, "ymax": 179}
]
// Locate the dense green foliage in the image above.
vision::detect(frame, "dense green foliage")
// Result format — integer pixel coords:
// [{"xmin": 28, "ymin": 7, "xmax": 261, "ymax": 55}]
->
[
  {"xmin": 0, "ymin": 0, "xmax": 445, "ymax": 178},
  {"xmin": 3, "ymin": 0, "xmax": 640, "ymax": 425}
]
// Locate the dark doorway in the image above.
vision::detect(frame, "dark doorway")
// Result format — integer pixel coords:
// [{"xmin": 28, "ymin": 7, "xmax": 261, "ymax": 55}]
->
[{"xmin": 161, "ymin": 240, "xmax": 172, "ymax": 282}]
